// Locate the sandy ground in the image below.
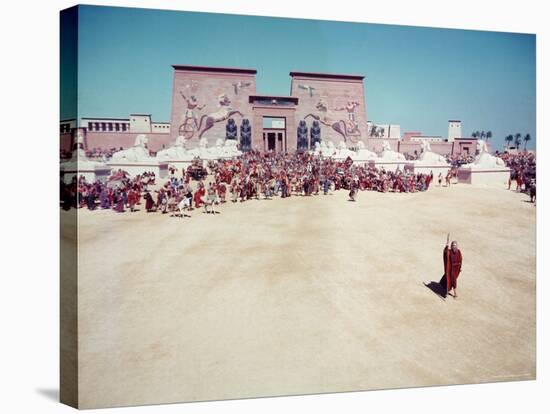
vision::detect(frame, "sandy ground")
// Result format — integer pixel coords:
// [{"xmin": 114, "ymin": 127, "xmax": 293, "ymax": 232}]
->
[{"xmin": 65, "ymin": 182, "xmax": 536, "ymax": 408}]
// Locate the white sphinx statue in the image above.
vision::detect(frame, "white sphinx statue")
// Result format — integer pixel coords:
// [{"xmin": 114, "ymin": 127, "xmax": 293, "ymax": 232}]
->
[
  {"xmin": 65, "ymin": 129, "xmax": 106, "ymax": 168},
  {"xmin": 415, "ymin": 140, "xmax": 448, "ymax": 165},
  {"xmin": 61, "ymin": 129, "xmax": 110, "ymax": 183},
  {"xmin": 457, "ymin": 139, "xmax": 509, "ymax": 185},
  {"xmin": 351, "ymin": 141, "xmax": 378, "ymax": 161},
  {"xmin": 185, "ymin": 137, "xmax": 239, "ymax": 160},
  {"xmin": 111, "ymin": 134, "xmax": 153, "ymax": 162},
  {"xmin": 462, "ymin": 139, "xmax": 506, "ymax": 169},
  {"xmin": 312, "ymin": 141, "xmax": 321, "ymax": 155},
  {"xmin": 333, "ymin": 141, "xmax": 356, "ymax": 160},
  {"xmin": 207, "ymin": 138, "xmax": 243, "ymax": 159},
  {"xmin": 325, "ymin": 141, "xmax": 337, "ymax": 157},
  {"xmin": 212, "ymin": 138, "xmax": 226, "ymax": 158},
  {"xmin": 156, "ymin": 135, "xmax": 194, "ymax": 161},
  {"xmin": 223, "ymin": 139, "xmax": 242, "ymax": 157},
  {"xmin": 379, "ymin": 140, "xmax": 405, "ymax": 161},
  {"xmin": 186, "ymin": 137, "xmax": 209, "ymax": 158},
  {"xmin": 312, "ymin": 140, "xmax": 330, "ymax": 157}
]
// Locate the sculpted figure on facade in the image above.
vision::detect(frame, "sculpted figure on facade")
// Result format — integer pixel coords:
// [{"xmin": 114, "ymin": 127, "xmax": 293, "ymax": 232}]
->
[
  {"xmin": 226, "ymin": 118, "xmax": 238, "ymax": 140},
  {"xmin": 240, "ymin": 118, "xmax": 252, "ymax": 151},
  {"xmin": 196, "ymin": 94, "xmax": 244, "ymax": 139},
  {"xmin": 297, "ymin": 120, "xmax": 309, "ymax": 152},
  {"xmin": 334, "ymin": 100, "xmax": 361, "ymax": 137},
  {"xmin": 178, "ymin": 92, "xmax": 206, "ymax": 139},
  {"xmin": 310, "ymin": 120, "xmax": 321, "ymax": 147},
  {"xmin": 305, "ymin": 99, "xmax": 361, "ymax": 144}
]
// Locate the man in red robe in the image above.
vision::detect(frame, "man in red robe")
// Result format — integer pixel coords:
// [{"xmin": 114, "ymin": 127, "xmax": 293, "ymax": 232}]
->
[
  {"xmin": 194, "ymin": 183, "xmax": 205, "ymax": 209},
  {"xmin": 443, "ymin": 240, "xmax": 463, "ymax": 298}
]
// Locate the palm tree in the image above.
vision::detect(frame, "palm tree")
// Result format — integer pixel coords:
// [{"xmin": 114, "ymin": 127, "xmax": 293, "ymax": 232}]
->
[
  {"xmin": 472, "ymin": 131, "xmax": 480, "ymax": 139},
  {"xmin": 523, "ymin": 133, "xmax": 531, "ymax": 150},
  {"xmin": 514, "ymin": 133, "xmax": 522, "ymax": 149},
  {"xmin": 486, "ymin": 131, "xmax": 492, "ymax": 142},
  {"xmin": 505, "ymin": 134, "xmax": 514, "ymax": 149},
  {"xmin": 480, "ymin": 130, "xmax": 486, "ymax": 141}
]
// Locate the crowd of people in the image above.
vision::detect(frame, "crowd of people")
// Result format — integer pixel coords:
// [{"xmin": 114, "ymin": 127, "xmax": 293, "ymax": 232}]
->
[
  {"xmin": 60, "ymin": 146, "xmax": 538, "ymax": 215},
  {"xmin": 60, "ymin": 152, "xmax": 436, "ymax": 215},
  {"xmin": 84, "ymin": 147, "xmax": 122, "ymax": 160},
  {"xmin": 60, "ymin": 170, "xmax": 156, "ymax": 211},
  {"xmin": 498, "ymin": 151, "xmax": 536, "ymax": 202},
  {"xmin": 446, "ymin": 153, "xmax": 475, "ymax": 167}
]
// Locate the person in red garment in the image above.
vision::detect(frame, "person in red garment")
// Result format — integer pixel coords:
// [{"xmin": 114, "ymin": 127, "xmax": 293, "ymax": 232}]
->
[
  {"xmin": 193, "ymin": 182, "xmax": 205, "ymax": 209},
  {"xmin": 442, "ymin": 235, "xmax": 463, "ymax": 299}
]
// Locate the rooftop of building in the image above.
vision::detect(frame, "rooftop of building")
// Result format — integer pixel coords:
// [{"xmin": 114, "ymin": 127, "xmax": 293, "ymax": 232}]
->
[
  {"xmin": 81, "ymin": 117, "xmax": 132, "ymax": 121},
  {"xmin": 249, "ymin": 95, "xmax": 299, "ymax": 105},
  {"xmin": 172, "ymin": 64, "xmax": 257, "ymax": 75},
  {"xmin": 290, "ymin": 71, "xmax": 365, "ymax": 81}
]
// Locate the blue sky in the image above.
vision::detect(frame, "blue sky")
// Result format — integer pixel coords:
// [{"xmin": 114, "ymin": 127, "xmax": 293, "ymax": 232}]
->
[{"xmin": 62, "ymin": 5, "xmax": 536, "ymax": 149}]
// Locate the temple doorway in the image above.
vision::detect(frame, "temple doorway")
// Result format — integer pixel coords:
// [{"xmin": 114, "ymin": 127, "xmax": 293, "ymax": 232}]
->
[{"xmin": 263, "ymin": 128, "xmax": 286, "ymax": 152}]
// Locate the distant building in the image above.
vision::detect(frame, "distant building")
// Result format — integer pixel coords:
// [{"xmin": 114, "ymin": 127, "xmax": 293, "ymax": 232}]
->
[
  {"xmin": 367, "ymin": 122, "xmax": 401, "ymax": 138},
  {"xmin": 402, "ymin": 131, "xmax": 422, "ymax": 142},
  {"xmin": 58, "ymin": 64, "xmax": 490, "ymax": 158},
  {"xmin": 409, "ymin": 135, "xmax": 443, "ymax": 143},
  {"xmin": 60, "ymin": 119, "xmax": 77, "ymax": 134},
  {"xmin": 448, "ymin": 120, "xmax": 462, "ymax": 142},
  {"xmin": 80, "ymin": 114, "xmax": 171, "ymax": 134},
  {"xmin": 453, "ymin": 137, "xmax": 481, "ymax": 155}
]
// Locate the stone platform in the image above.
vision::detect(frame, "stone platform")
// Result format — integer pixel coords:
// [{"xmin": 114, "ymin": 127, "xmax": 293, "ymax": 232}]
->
[
  {"xmin": 406, "ymin": 163, "xmax": 452, "ymax": 176},
  {"xmin": 457, "ymin": 167, "xmax": 510, "ymax": 185}
]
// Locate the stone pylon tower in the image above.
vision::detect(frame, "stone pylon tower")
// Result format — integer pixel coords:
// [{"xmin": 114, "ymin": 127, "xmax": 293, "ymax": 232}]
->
[{"xmin": 448, "ymin": 120, "xmax": 462, "ymax": 142}]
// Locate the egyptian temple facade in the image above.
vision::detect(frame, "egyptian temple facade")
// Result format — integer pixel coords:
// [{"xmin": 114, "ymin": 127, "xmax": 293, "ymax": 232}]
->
[
  {"xmin": 169, "ymin": 65, "xmax": 369, "ymax": 151},
  {"xmin": 61, "ymin": 64, "xmax": 481, "ymax": 157}
]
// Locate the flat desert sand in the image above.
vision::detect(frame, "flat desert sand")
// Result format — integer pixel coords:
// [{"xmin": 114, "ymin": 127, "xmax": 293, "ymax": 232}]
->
[{"xmin": 65, "ymin": 182, "xmax": 536, "ymax": 408}]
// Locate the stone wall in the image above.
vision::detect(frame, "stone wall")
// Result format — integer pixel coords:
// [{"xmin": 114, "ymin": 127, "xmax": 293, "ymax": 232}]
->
[
  {"xmin": 363, "ymin": 138, "xmax": 400, "ymax": 153},
  {"xmin": 290, "ymin": 73, "xmax": 367, "ymax": 147},
  {"xmin": 169, "ymin": 66, "xmax": 256, "ymax": 148},
  {"xmin": 60, "ymin": 132, "xmax": 73, "ymax": 153},
  {"xmin": 84, "ymin": 131, "xmax": 173, "ymax": 153}
]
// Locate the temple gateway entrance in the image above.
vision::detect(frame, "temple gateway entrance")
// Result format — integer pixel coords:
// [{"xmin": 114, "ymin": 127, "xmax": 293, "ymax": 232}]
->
[
  {"xmin": 263, "ymin": 128, "xmax": 286, "ymax": 153},
  {"xmin": 262, "ymin": 117, "xmax": 286, "ymax": 152},
  {"xmin": 250, "ymin": 95, "xmax": 298, "ymax": 152}
]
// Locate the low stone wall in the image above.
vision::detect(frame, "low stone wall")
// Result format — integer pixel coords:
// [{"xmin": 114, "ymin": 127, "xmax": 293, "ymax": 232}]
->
[
  {"xmin": 60, "ymin": 132, "xmax": 73, "ymax": 153},
  {"xmin": 84, "ymin": 131, "xmax": 174, "ymax": 153},
  {"xmin": 457, "ymin": 167, "xmax": 510, "ymax": 186},
  {"xmin": 397, "ymin": 141, "xmax": 422, "ymax": 157},
  {"xmin": 362, "ymin": 139, "xmax": 486, "ymax": 158}
]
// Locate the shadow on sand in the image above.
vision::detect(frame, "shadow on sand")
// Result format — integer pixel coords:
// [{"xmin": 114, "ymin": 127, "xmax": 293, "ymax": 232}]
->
[{"xmin": 423, "ymin": 277, "xmax": 447, "ymax": 301}]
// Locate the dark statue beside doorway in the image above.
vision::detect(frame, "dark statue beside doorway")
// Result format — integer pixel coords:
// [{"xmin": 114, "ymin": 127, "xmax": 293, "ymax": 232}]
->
[
  {"xmin": 240, "ymin": 119, "xmax": 252, "ymax": 151},
  {"xmin": 297, "ymin": 120, "xmax": 309, "ymax": 152},
  {"xmin": 226, "ymin": 118, "xmax": 238, "ymax": 140},
  {"xmin": 311, "ymin": 120, "xmax": 321, "ymax": 147}
]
